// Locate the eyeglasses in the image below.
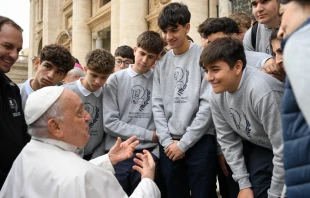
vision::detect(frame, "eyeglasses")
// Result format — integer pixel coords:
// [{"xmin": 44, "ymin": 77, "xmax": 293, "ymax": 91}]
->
[{"xmin": 115, "ymin": 59, "xmax": 132, "ymax": 67}]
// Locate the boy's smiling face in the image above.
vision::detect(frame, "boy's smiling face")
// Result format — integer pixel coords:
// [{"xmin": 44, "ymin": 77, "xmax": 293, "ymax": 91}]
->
[
  {"xmin": 205, "ymin": 60, "xmax": 243, "ymax": 94},
  {"xmin": 161, "ymin": 23, "xmax": 189, "ymax": 50}
]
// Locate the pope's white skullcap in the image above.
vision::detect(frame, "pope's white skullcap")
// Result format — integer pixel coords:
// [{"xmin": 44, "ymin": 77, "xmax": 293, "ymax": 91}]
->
[{"xmin": 25, "ymin": 86, "xmax": 64, "ymax": 125}]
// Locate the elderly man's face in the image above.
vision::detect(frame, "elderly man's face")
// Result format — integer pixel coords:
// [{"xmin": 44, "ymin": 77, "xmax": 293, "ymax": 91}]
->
[{"xmin": 58, "ymin": 90, "xmax": 91, "ymax": 148}]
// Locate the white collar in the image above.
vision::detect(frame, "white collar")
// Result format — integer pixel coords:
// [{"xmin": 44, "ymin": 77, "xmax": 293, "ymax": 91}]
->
[
  {"xmin": 31, "ymin": 137, "xmax": 78, "ymax": 153},
  {"xmin": 76, "ymin": 77, "xmax": 102, "ymax": 97},
  {"xmin": 127, "ymin": 64, "xmax": 153, "ymax": 78},
  {"xmin": 25, "ymin": 77, "xmax": 35, "ymax": 96}
]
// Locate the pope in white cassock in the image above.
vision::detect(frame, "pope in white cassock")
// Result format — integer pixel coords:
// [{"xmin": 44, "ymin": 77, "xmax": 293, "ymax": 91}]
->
[{"xmin": 0, "ymin": 86, "xmax": 161, "ymax": 198}]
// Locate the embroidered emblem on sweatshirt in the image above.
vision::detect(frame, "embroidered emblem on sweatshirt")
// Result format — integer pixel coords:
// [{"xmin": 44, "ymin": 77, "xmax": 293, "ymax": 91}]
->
[
  {"xmin": 84, "ymin": 102, "xmax": 99, "ymax": 128},
  {"xmin": 174, "ymin": 67, "xmax": 189, "ymax": 96},
  {"xmin": 8, "ymin": 98, "xmax": 21, "ymax": 117},
  {"xmin": 131, "ymin": 85, "xmax": 151, "ymax": 112},
  {"xmin": 230, "ymin": 108, "xmax": 252, "ymax": 138},
  {"xmin": 265, "ymin": 44, "xmax": 270, "ymax": 54}
]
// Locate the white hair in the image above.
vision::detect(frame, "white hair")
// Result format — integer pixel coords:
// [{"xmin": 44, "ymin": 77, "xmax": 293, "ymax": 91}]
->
[
  {"xmin": 68, "ymin": 68, "xmax": 85, "ymax": 77},
  {"xmin": 27, "ymin": 96, "xmax": 65, "ymax": 137}
]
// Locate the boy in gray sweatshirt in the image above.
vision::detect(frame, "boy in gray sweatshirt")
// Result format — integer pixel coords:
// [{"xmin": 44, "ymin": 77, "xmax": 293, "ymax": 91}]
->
[
  {"xmin": 19, "ymin": 44, "xmax": 74, "ymax": 110},
  {"xmin": 62, "ymin": 49, "xmax": 114, "ymax": 160},
  {"xmin": 153, "ymin": 3, "xmax": 217, "ymax": 198},
  {"xmin": 103, "ymin": 31, "xmax": 164, "ymax": 195},
  {"xmin": 200, "ymin": 37, "xmax": 284, "ymax": 198}
]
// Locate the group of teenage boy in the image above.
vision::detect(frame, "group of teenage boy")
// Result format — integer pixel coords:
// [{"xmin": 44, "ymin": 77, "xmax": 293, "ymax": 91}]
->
[{"xmin": 1, "ymin": 0, "xmax": 310, "ymax": 197}]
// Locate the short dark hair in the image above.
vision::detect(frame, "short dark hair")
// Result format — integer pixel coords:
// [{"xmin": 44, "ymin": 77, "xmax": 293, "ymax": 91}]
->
[
  {"xmin": 40, "ymin": 44, "xmax": 74, "ymax": 74},
  {"xmin": 197, "ymin": 18, "xmax": 215, "ymax": 37},
  {"xmin": 203, "ymin": 17, "xmax": 239, "ymax": 38},
  {"xmin": 85, "ymin": 48, "xmax": 115, "ymax": 74},
  {"xmin": 158, "ymin": 2, "xmax": 191, "ymax": 31},
  {"xmin": 269, "ymin": 28, "xmax": 280, "ymax": 57},
  {"xmin": 200, "ymin": 37, "xmax": 247, "ymax": 71},
  {"xmin": 114, "ymin": 45, "xmax": 135, "ymax": 63},
  {"xmin": 0, "ymin": 15, "xmax": 23, "ymax": 32},
  {"xmin": 137, "ymin": 31, "xmax": 165, "ymax": 55}
]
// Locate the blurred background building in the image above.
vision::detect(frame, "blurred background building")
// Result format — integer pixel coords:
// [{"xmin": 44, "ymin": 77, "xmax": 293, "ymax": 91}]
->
[{"xmin": 8, "ymin": 0, "xmax": 252, "ymax": 82}]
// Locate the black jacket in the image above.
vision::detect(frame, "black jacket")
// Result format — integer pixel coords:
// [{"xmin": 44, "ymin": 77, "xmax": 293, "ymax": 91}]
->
[{"xmin": 0, "ymin": 72, "xmax": 30, "ymax": 189}]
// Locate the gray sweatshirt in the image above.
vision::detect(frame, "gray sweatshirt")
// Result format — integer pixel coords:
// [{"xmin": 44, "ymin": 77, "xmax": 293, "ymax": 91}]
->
[
  {"xmin": 245, "ymin": 50, "xmax": 271, "ymax": 69},
  {"xmin": 152, "ymin": 42, "xmax": 215, "ymax": 153},
  {"xmin": 62, "ymin": 78, "xmax": 105, "ymax": 158},
  {"xmin": 103, "ymin": 67, "xmax": 158, "ymax": 152},
  {"xmin": 243, "ymin": 23, "xmax": 273, "ymax": 54},
  {"xmin": 210, "ymin": 67, "xmax": 284, "ymax": 198},
  {"xmin": 18, "ymin": 77, "xmax": 35, "ymax": 110}
]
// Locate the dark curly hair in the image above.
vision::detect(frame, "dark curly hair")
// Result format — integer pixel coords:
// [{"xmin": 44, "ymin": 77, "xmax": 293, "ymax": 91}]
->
[
  {"xmin": 203, "ymin": 17, "xmax": 239, "ymax": 38},
  {"xmin": 40, "ymin": 44, "xmax": 74, "ymax": 74},
  {"xmin": 85, "ymin": 48, "xmax": 115, "ymax": 74},
  {"xmin": 197, "ymin": 18, "xmax": 215, "ymax": 37},
  {"xmin": 158, "ymin": 2, "xmax": 191, "ymax": 31}
]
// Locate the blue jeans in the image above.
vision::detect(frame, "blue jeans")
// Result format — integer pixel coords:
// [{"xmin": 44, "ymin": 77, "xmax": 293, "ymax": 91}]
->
[
  {"xmin": 114, "ymin": 150, "xmax": 160, "ymax": 196},
  {"xmin": 160, "ymin": 134, "xmax": 217, "ymax": 198}
]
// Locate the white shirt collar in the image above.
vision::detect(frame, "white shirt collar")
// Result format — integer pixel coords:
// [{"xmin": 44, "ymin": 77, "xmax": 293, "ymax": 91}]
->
[
  {"xmin": 76, "ymin": 77, "xmax": 102, "ymax": 97},
  {"xmin": 25, "ymin": 77, "xmax": 35, "ymax": 96},
  {"xmin": 31, "ymin": 137, "xmax": 78, "ymax": 153},
  {"xmin": 127, "ymin": 64, "xmax": 153, "ymax": 78}
]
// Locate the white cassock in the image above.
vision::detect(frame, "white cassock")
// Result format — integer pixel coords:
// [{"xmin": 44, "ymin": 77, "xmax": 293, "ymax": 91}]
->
[{"xmin": 0, "ymin": 137, "xmax": 160, "ymax": 198}]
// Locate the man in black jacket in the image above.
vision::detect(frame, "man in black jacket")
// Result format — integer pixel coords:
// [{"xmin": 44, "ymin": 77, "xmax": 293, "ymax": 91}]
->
[{"xmin": 0, "ymin": 16, "xmax": 30, "ymax": 189}]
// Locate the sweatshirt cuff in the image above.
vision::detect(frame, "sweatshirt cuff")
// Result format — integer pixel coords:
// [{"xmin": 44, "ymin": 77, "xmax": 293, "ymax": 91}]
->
[
  {"xmin": 161, "ymin": 137, "xmax": 173, "ymax": 149},
  {"xmin": 216, "ymin": 142, "xmax": 222, "ymax": 156},
  {"xmin": 268, "ymin": 181, "xmax": 284, "ymax": 198},
  {"xmin": 238, "ymin": 177, "xmax": 252, "ymax": 190},
  {"xmin": 144, "ymin": 130, "xmax": 154, "ymax": 142},
  {"xmin": 177, "ymin": 141, "xmax": 189, "ymax": 153}
]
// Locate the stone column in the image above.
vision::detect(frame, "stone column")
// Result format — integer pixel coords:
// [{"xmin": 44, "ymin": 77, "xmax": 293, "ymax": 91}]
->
[
  {"xmin": 111, "ymin": 0, "xmax": 120, "ymax": 54},
  {"xmin": 172, "ymin": 0, "xmax": 209, "ymax": 46},
  {"xmin": 92, "ymin": 30, "xmax": 108, "ymax": 49},
  {"xmin": 28, "ymin": 0, "xmax": 36, "ymax": 78},
  {"xmin": 72, "ymin": 0, "xmax": 92, "ymax": 66},
  {"xmin": 42, "ymin": 0, "xmax": 58, "ymax": 46},
  {"xmin": 119, "ymin": 0, "xmax": 148, "ymax": 48},
  {"xmin": 209, "ymin": 0, "xmax": 218, "ymax": 18},
  {"xmin": 219, "ymin": 0, "xmax": 232, "ymax": 17}
]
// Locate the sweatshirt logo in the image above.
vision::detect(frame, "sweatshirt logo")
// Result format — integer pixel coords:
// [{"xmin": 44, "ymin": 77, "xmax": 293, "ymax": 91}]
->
[
  {"xmin": 84, "ymin": 102, "xmax": 99, "ymax": 128},
  {"xmin": 230, "ymin": 108, "xmax": 251, "ymax": 138},
  {"xmin": 8, "ymin": 98, "xmax": 21, "ymax": 117},
  {"xmin": 174, "ymin": 67, "xmax": 189, "ymax": 96},
  {"xmin": 131, "ymin": 85, "xmax": 151, "ymax": 112}
]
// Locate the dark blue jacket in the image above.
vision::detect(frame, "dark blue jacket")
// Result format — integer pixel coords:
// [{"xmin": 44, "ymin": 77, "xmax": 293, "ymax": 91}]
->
[{"xmin": 282, "ymin": 79, "xmax": 310, "ymax": 198}]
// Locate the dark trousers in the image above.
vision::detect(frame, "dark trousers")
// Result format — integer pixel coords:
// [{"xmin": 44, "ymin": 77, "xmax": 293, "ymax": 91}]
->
[
  {"xmin": 114, "ymin": 150, "xmax": 160, "ymax": 196},
  {"xmin": 243, "ymin": 141, "xmax": 274, "ymax": 198},
  {"xmin": 160, "ymin": 135, "xmax": 217, "ymax": 198},
  {"xmin": 217, "ymin": 162, "xmax": 239, "ymax": 198}
]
